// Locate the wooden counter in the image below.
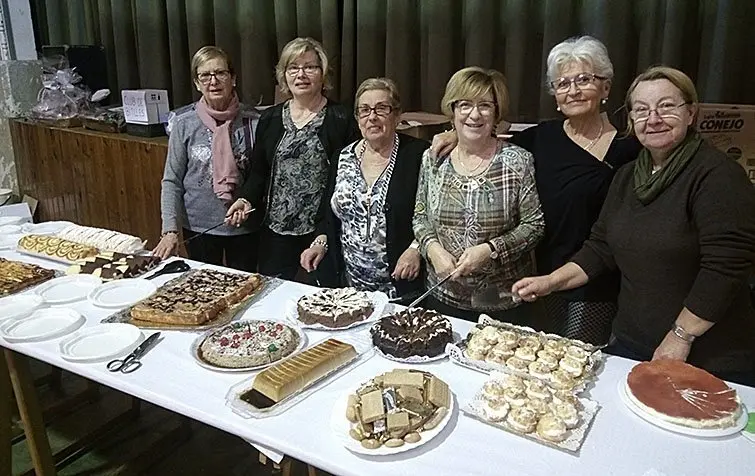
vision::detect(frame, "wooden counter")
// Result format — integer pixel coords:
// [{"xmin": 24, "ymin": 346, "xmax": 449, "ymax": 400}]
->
[{"xmin": 10, "ymin": 120, "xmax": 168, "ymax": 248}]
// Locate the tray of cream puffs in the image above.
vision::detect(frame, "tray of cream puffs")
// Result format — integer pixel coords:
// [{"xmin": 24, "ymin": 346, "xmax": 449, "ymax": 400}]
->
[
  {"xmin": 461, "ymin": 372, "xmax": 599, "ymax": 453},
  {"xmin": 446, "ymin": 314, "xmax": 604, "ymax": 392}
]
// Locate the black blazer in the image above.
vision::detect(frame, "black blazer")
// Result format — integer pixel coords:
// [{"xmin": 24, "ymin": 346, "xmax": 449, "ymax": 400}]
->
[
  {"xmin": 316, "ymin": 133, "xmax": 429, "ymax": 299},
  {"xmin": 235, "ymin": 99, "xmax": 360, "ymax": 230}
]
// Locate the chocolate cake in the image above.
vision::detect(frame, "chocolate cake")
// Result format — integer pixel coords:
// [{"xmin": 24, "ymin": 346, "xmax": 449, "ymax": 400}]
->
[
  {"xmin": 370, "ymin": 308, "xmax": 453, "ymax": 358},
  {"xmin": 296, "ymin": 288, "xmax": 374, "ymax": 328}
]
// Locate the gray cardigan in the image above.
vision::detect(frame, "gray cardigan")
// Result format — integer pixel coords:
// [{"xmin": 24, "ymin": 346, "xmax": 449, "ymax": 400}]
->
[{"xmin": 160, "ymin": 103, "xmax": 258, "ymax": 236}]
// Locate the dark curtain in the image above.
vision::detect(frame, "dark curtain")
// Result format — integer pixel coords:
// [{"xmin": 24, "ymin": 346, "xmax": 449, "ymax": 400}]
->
[{"xmin": 30, "ymin": 0, "xmax": 755, "ymax": 122}]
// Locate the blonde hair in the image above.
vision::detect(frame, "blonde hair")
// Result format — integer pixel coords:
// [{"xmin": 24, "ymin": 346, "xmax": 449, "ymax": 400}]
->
[
  {"xmin": 354, "ymin": 77, "xmax": 402, "ymax": 113},
  {"xmin": 546, "ymin": 36, "xmax": 613, "ymax": 93},
  {"xmin": 441, "ymin": 67, "xmax": 509, "ymax": 123},
  {"xmin": 624, "ymin": 65, "xmax": 699, "ymax": 135},
  {"xmin": 275, "ymin": 37, "xmax": 331, "ymax": 97},
  {"xmin": 191, "ymin": 46, "xmax": 234, "ymax": 79}
]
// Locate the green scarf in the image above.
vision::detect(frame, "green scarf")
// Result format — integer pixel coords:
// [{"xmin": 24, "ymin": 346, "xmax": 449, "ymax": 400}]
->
[{"xmin": 633, "ymin": 132, "xmax": 703, "ymax": 205}]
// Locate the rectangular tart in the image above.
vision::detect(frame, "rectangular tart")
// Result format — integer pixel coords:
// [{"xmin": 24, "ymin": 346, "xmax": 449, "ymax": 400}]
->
[{"xmin": 0, "ymin": 258, "xmax": 55, "ymax": 295}]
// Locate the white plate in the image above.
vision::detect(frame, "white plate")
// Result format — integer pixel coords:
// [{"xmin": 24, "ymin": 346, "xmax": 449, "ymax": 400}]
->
[
  {"xmin": 0, "ymin": 224, "xmax": 23, "ymax": 235},
  {"xmin": 618, "ymin": 379, "xmax": 748, "ymax": 438},
  {"xmin": 0, "ymin": 308, "xmax": 85, "ymax": 343},
  {"xmin": 59, "ymin": 323, "xmax": 144, "ymax": 363},
  {"xmin": 0, "ymin": 234, "xmax": 22, "ymax": 251},
  {"xmin": 331, "ymin": 374, "xmax": 455, "ymax": 455},
  {"xmin": 22, "ymin": 221, "xmax": 73, "ymax": 235},
  {"xmin": 88, "ymin": 279, "xmax": 157, "ymax": 308},
  {"xmin": 285, "ymin": 291, "xmax": 389, "ymax": 331},
  {"xmin": 35, "ymin": 275, "xmax": 102, "ymax": 305},
  {"xmin": 0, "ymin": 294, "xmax": 45, "ymax": 322},
  {"xmin": 191, "ymin": 320, "xmax": 308, "ymax": 372},
  {"xmin": 0, "ymin": 216, "xmax": 24, "ymax": 227}
]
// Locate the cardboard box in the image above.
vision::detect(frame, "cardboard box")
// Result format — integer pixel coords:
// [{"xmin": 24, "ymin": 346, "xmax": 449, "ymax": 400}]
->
[
  {"xmin": 397, "ymin": 112, "xmax": 450, "ymax": 141},
  {"xmin": 122, "ymin": 89, "xmax": 170, "ymax": 125},
  {"xmin": 696, "ymin": 103, "xmax": 755, "ymax": 182}
]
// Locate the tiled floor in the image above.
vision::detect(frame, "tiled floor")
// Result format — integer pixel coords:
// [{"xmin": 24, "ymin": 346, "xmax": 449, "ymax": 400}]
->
[{"xmin": 10, "ymin": 359, "xmax": 330, "ymax": 475}]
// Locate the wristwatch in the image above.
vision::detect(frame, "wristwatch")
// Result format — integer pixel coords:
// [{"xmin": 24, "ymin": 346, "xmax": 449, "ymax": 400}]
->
[
  {"xmin": 672, "ymin": 324, "xmax": 697, "ymax": 343},
  {"xmin": 484, "ymin": 241, "xmax": 499, "ymax": 259}
]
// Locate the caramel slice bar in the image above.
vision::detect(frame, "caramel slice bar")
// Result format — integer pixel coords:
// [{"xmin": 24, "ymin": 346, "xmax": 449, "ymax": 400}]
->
[
  {"xmin": 382, "ymin": 369, "xmax": 425, "ymax": 388},
  {"xmin": 426, "ymin": 376, "xmax": 450, "ymax": 408},
  {"xmin": 386, "ymin": 411, "xmax": 410, "ymax": 432},
  {"xmin": 249, "ymin": 339, "xmax": 357, "ymax": 404},
  {"xmin": 360, "ymin": 389, "xmax": 386, "ymax": 423}
]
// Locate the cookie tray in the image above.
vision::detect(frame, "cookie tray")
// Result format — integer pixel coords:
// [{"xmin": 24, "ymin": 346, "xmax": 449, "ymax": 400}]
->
[
  {"xmin": 461, "ymin": 372, "xmax": 600, "ymax": 454},
  {"xmin": 447, "ymin": 314, "xmax": 604, "ymax": 393},
  {"xmin": 100, "ymin": 271, "xmax": 273, "ymax": 331},
  {"xmin": 226, "ymin": 333, "xmax": 375, "ymax": 419}
]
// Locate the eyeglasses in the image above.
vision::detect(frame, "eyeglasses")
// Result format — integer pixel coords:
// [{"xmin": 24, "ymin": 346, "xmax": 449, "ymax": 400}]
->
[
  {"xmin": 453, "ymin": 100, "xmax": 496, "ymax": 116},
  {"xmin": 356, "ymin": 104, "xmax": 395, "ymax": 118},
  {"xmin": 551, "ymin": 73, "xmax": 606, "ymax": 92},
  {"xmin": 286, "ymin": 64, "xmax": 321, "ymax": 76},
  {"xmin": 197, "ymin": 70, "xmax": 231, "ymax": 84},
  {"xmin": 630, "ymin": 102, "xmax": 690, "ymax": 122}
]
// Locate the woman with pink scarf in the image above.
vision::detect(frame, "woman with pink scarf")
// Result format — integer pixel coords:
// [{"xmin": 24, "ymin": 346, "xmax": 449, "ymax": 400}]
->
[{"xmin": 154, "ymin": 46, "xmax": 259, "ymax": 271}]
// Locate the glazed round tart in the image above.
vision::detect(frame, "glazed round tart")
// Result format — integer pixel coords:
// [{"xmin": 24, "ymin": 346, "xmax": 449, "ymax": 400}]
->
[
  {"xmin": 197, "ymin": 320, "xmax": 301, "ymax": 369},
  {"xmin": 627, "ymin": 360, "xmax": 741, "ymax": 429},
  {"xmin": 370, "ymin": 308, "xmax": 453, "ymax": 358}
]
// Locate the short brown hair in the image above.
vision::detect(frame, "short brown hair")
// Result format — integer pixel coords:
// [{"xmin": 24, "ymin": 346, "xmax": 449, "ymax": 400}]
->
[
  {"xmin": 191, "ymin": 46, "xmax": 235, "ymax": 79},
  {"xmin": 441, "ymin": 67, "xmax": 509, "ymax": 123},
  {"xmin": 275, "ymin": 37, "xmax": 332, "ymax": 97},
  {"xmin": 354, "ymin": 77, "xmax": 402, "ymax": 113},
  {"xmin": 624, "ymin": 65, "xmax": 699, "ymax": 134}
]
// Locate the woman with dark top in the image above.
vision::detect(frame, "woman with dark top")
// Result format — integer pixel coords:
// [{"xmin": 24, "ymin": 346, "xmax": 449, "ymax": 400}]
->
[
  {"xmin": 226, "ymin": 37, "xmax": 359, "ymax": 280},
  {"xmin": 415, "ymin": 67, "xmax": 544, "ymax": 323},
  {"xmin": 513, "ymin": 66, "xmax": 755, "ymax": 385},
  {"xmin": 433, "ymin": 36, "xmax": 641, "ymax": 344},
  {"xmin": 300, "ymin": 78, "xmax": 428, "ymax": 301},
  {"xmin": 155, "ymin": 46, "xmax": 259, "ymax": 271}
]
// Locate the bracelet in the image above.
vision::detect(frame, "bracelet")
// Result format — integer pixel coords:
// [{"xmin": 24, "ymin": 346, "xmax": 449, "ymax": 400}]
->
[
  {"xmin": 161, "ymin": 231, "xmax": 178, "ymax": 239},
  {"xmin": 672, "ymin": 324, "xmax": 697, "ymax": 343},
  {"xmin": 310, "ymin": 238, "xmax": 328, "ymax": 251}
]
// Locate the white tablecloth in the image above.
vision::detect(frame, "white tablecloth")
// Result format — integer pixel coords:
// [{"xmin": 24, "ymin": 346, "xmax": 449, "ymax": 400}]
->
[{"xmin": 1, "ymin": 249, "xmax": 753, "ymax": 476}]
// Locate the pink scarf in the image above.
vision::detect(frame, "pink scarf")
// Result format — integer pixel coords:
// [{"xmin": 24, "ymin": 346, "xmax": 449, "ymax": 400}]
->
[{"xmin": 195, "ymin": 94, "xmax": 240, "ymax": 203}]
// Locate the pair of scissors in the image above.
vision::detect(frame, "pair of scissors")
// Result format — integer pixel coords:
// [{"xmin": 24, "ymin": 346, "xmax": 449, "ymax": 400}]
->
[{"xmin": 107, "ymin": 332, "xmax": 161, "ymax": 373}]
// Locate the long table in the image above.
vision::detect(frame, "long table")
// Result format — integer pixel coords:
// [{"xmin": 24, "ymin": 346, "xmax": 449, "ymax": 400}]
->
[{"xmin": 1, "ymin": 249, "xmax": 753, "ymax": 476}]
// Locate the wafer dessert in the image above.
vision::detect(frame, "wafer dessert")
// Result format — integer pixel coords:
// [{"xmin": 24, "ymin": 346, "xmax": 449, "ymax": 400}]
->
[
  {"xmin": 18, "ymin": 234, "xmax": 98, "ymax": 262},
  {"xmin": 241, "ymin": 339, "xmax": 357, "ymax": 408},
  {"xmin": 0, "ymin": 258, "xmax": 55, "ymax": 295}
]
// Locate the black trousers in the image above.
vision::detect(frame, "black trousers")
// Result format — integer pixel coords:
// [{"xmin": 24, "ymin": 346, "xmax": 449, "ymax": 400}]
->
[
  {"xmin": 422, "ymin": 294, "xmax": 542, "ymax": 328},
  {"xmin": 183, "ymin": 229, "xmax": 259, "ymax": 272},
  {"xmin": 257, "ymin": 226, "xmax": 314, "ymax": 282}
]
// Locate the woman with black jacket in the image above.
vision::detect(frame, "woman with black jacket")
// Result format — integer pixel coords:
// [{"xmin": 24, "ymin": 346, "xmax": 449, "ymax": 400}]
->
[
  {"xmin": 226, "ymin": 37, "xmax": 359, "ymax": 280},
  {"xmin": 300, "ymin": 78, "xmax": 429, "ymax": 302}
]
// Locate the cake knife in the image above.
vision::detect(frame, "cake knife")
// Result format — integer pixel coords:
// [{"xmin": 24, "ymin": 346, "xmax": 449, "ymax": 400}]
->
[
  {"xmin": 182, "ymin": 208, "xmax": 254, "ymax": 246},
  {"xmin": 406, "ymin": 268, "xmax": 459, "ymax": 308}
]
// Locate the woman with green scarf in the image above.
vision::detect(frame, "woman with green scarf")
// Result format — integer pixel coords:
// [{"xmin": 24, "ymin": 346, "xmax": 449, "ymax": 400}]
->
[{"xmin": 512, "ymin": 66, "xmax": 755, "ymax": 386}]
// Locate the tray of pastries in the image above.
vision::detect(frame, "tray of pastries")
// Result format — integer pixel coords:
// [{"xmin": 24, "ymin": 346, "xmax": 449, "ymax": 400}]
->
[
  {"xmin": 100, "ymin": 268, "xmax": 265, "ymax": 330},
  {"xmin": 370, "ymin": 308, "xmax": 455, "ymax": 363},
  {"xmin": 447, "ymin": 314, "xmax": 603, "ymax": 392},
  {"xmin": 18, "ymin": 235, "xmax": 98, "ymax": 263},
  {"xmin": 285, "ymin": 287, "xmax": 389, "ymax": 330},
  {"xmin": 55, "ymin": 224, "xmax": 145, "ymax": 254},
  {"xmin": 0, "ymin": 258, "xmax": 56, "ymax": 296},
  {"xmin": 226, "ymin": 334, "xmax": 374, "ymax": 418},
  {"xmin": 331, "ymin": 368, "xmax": 454, "ymax": 455},
  {"xmin": 66, "ymin": 252, "xmax": 160, "ymax": 281},
  {"xmin": 461, "ymin": 372, "xmax": 599, "ymax": 453}
]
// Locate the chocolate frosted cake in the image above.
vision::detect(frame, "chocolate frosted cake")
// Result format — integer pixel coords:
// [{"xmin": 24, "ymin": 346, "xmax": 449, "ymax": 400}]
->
[
  {"xmin": 371, "ymin": 308, "xmax": 453, "ymax": 358},
  {"xmin": 296, "ymin": 288, "xmax": 374, "ymax": 328}
]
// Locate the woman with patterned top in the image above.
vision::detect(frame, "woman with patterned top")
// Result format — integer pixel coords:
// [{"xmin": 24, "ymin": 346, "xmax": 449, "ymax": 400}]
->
[
  {"xmin": 155, "ymin": 46, "xmax": 259, "ymax": 271},
  {"xmin": 300, "ymin": 78, "xmax": 429, "ymax": 301},
  {"xmin": 431, "ymin": 37, "xmax": 642, "ymax": 344},
  {"xmin": 414, "ymin": 67, "xmax": 545, "ymax": 323},
  {"xmin": 226, "ymin": 37, "xmax": 360, "ymax": 280}
]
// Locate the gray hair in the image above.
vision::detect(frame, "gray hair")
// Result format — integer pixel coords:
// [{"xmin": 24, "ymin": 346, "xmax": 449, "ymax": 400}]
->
[{"xmin": 546, "ymin": 36, "xmax": 614, "ymax": 93}]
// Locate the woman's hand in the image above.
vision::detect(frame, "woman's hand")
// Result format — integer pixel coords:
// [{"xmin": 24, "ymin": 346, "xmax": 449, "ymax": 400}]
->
[
  {"xmin": 153, "ymin": 232, "xmax": 178, "ymax": 260},
  {"xmin": 225, "ymin": 199, "xmax": 252, "ymax": 227},
  {"xmin": 427, "ymin": 242, "xmax": 457, "ymax": 278},
  {"xmin": 511, "ymin": 275, "xmax": 555, "ymax": 302},
  {"xmin": 454, "ymin": 244, "xmax": 491, "ymax": 279},
  {"xmin": 430, "ymin": 130, "xmax": 459, "ymax": 158},
  {"xmin": 392, "ymin": 248, "xmax": 421, "ymax": 281},
  {"xmin": 652, "ymin": 331, "xmax": 692, "ymax": 362},
  {"xmin": 300, "ymin": 245, "xmax": 326, "ymax": 272}
]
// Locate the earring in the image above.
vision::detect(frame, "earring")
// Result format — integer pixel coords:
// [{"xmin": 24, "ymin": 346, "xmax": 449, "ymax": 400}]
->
[
  {"xmin": 556, "ymin": 106, "xmax": 561, "ymax": 112},
  {"xmin": 601, "ymin": 98, "xmax": 607, "ymax": 105}
]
